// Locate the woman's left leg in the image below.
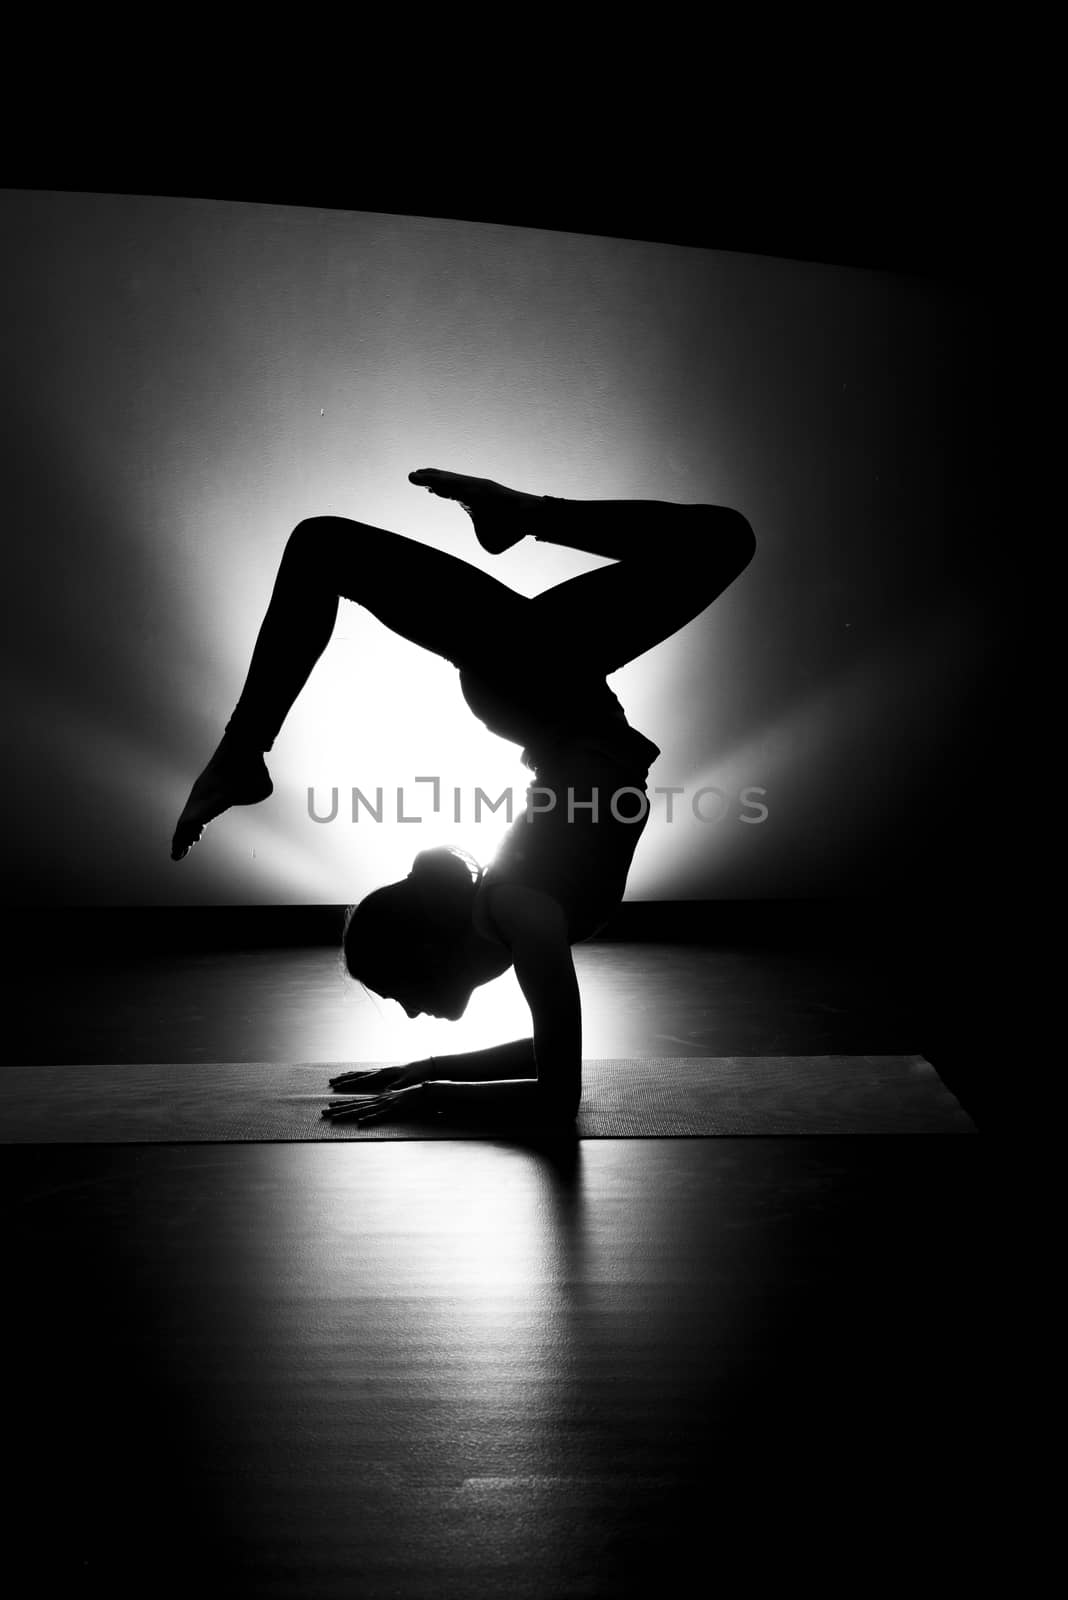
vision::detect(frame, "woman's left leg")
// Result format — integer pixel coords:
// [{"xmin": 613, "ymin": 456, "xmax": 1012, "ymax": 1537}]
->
[
  {"xmin": 171, "ymin": 515, "xmax": 533, "ymax": 858},
  {"xmin": 223, "ymin": 516, "xmax": 531, "ymax": 751}
]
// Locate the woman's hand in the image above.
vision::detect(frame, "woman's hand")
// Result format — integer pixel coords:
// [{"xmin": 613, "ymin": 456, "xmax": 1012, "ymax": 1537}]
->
[
  {"xmin": 322, "ymin": 1061, "xmax": 436, "ymax": 1125},
  {"xmin": 321, "ymin": 1082, "xmax": 428, "ymax": 1125},
  {"xmin": 328, "ymin": 1061, "xmax": 429, "ymax": 1094}
]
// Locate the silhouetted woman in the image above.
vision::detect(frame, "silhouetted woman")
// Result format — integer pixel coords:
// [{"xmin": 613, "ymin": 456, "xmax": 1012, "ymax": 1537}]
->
[{"xmin": 171, "ymin": 470, "xmax": 755, "ymax": 1126}]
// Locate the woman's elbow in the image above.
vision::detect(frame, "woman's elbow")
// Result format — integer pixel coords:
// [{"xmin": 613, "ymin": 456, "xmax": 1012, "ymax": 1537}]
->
[{"xmin": 537, "ymin": 1078, "xmax": 581, "ymax": 1126}]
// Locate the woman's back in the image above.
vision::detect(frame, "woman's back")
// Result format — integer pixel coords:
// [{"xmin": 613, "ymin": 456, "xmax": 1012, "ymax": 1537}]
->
[
  {"xmin": 474, "ymin": 732, "xmax": 660, "ymax": 946},
  {"xmin": 458, "ymin": 649, "xmax": 660, "ymax": 944}
]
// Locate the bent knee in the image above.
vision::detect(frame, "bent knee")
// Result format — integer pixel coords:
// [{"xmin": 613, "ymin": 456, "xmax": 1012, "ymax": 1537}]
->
[
  {"xmin": 289, "ymin": 515, "xmax": 343, "ymax": 547},
  {"xmin": 285, "ymin": 515, "xmax": 353, "ymax": 566},
  {"xmin": 679, "ymin": 507, "xmax": 755, "ymax": 594},
  {"xmin": 722, "ymin": 508, "xmax": 756, "ymax": 573}
]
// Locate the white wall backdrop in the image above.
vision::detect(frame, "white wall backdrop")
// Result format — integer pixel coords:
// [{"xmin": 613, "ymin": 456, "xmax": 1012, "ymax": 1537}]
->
[{"xmin": 0, "ymin": 188, "xmax": 986, "ymax": 904}]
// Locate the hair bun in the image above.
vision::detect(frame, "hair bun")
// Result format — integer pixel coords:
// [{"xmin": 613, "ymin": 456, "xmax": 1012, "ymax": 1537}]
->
[
  {"xmin": 407, "ymin": 847, "xmax": 482, "ymax": 929},
  {"xmin": 410, "ymin": 846, "xmax": 480, "ymax": 885},
  {"xmin": 342, "ymin": 847, "xmax": 485, "ymax": 987}
]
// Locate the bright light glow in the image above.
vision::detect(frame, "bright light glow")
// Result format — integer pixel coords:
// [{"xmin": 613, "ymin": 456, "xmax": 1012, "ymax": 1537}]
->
[
  {"xmin": 336, "ymin": 960, "xmax": 535, "ymax": 1063},
  {"xmin": 3, "ymin": 188, "xmax": 979, "ymax": 906},
  {"xmin": 276, "ymin": 621, "xmax": 536, "ymax": 902},
  {"xmin": 275, "ymin": 1143, "xmax": 590, "ymax": 1406}
]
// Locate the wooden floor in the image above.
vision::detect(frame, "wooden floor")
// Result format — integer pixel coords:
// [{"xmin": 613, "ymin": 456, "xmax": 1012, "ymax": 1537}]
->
[{"xmin": 4, "ymin": 920, "xmax": 988, "ymax": 1595}]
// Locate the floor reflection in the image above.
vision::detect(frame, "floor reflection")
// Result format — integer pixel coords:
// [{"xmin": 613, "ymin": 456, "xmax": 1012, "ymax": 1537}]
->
[{"xmin": 8, "ymin": 1132, "xmax": 984, "ymax": 1593}]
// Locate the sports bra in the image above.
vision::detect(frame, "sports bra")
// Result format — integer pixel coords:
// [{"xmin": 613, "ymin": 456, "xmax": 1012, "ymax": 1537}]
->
[{"xmin": 473, "ymin": 726, "xmax": 660, "ymax": 947}]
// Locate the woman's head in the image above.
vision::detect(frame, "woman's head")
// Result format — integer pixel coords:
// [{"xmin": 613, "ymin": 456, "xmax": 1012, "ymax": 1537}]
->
[{"xmin": 342, "ymin": 846, "xmax": 483, "ymax": 1019}]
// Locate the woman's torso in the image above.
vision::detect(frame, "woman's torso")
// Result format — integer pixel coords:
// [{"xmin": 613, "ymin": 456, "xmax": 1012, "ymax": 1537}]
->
[{"xmin": 459, "ymin": 663, "xmax": 661, "ymax": 945}]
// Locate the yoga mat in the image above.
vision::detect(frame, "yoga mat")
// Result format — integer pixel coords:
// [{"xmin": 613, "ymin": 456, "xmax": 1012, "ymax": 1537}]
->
[{"xmin": 0, "ymin": 1056, "xmax": 974, "ymax": 1140}]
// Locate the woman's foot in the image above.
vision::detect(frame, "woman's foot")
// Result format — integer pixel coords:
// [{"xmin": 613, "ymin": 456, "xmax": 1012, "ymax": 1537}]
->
[
  {"xmin": 171, "ymin": 737, "xmax": 273, "ymax": 860},
  {"xmin": 408, "ymin": 469, "xmax": 541, "ymax": 554}
]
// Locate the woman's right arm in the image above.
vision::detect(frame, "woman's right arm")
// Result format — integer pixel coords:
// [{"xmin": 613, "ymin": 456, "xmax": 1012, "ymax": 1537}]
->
[
  {"xmin": 414, "ymin": 1038, "xmax": 538, "ymax": 1082},
  {"xmin": 329, "ymin": 1041, "xmax": 535, "ymax": 1096}
]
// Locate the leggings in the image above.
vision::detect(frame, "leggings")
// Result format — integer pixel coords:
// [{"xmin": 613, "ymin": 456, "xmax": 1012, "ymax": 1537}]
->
[{"xmin": 225, "ymin": 496, "xmax": 756, "ymax": 752}]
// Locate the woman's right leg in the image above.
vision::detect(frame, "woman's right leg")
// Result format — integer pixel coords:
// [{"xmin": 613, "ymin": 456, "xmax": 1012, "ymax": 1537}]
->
[
  {"xmin": 409, "ymin": 470, "xmax": 755, "ymax": 676},
  {"xmin": 171, "ymin": 516, "xmax": 531, "ymax": 858},
  {"xmin": 527, "ymin": 495, "xmax": 756, "ymax": 673}
]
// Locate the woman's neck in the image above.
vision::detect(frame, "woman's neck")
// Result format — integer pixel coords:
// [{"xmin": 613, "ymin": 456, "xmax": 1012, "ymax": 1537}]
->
[{"xmin": 460, "ymin": 921, "xmax": 514, "ymax": 985}]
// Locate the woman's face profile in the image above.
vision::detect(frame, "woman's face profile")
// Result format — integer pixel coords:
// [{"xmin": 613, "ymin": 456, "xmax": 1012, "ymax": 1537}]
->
[
  {"xmin": 393, "ymin": 989, "xmax": 470, "ymax": 1022},
  {"xmin": 383, "ymin": 970, "xmax": 472, "ymax": 1022}
]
